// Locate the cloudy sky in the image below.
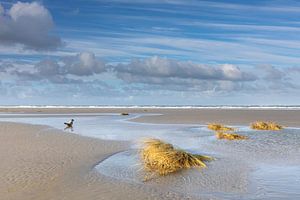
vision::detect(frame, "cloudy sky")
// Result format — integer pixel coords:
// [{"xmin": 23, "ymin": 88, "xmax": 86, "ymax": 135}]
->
[{"xmin": 0, "ymin": 0, "xmax": 300, "ymax": 105}]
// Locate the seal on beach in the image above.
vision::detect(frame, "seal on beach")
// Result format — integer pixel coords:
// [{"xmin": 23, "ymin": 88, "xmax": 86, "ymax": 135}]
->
[{"xmin": 64, "ymin": 119, "xmax": 74, "ymax": 130}]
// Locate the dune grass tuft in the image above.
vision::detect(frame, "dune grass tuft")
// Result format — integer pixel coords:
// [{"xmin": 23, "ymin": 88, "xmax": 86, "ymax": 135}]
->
[
  {"xmin": 207, "ymin": 123, "xmax": 248, "ymax": 140},
  {"xmin": 207, "ymin": 123, "xmax": 235, "ymax": 132},
  {"xmin": 251, "ymin": 121, "xmax": 283, "ymax": 130},
  {"xmin": 216, "ymin": 132, "xmax": 248, "ymax": 140},
  {"xmin": 140, "ymin": 139, "xmax": 213, "ymax": 178}
]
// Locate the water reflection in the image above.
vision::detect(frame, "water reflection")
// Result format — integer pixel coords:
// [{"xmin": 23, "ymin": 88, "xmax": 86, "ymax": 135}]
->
[{"xmin": 0, "ymin": 113, "xmax": 299, "ymax": 199}]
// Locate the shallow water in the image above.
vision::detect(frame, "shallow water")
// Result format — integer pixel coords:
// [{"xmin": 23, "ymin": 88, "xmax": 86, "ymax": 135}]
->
[{"xmin": 0, "ymin": 113, "xmax": 299, "ymax": 199}]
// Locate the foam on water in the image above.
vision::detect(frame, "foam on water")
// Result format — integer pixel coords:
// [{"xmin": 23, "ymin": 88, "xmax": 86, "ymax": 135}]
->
[
  {"xmin": 0, "ymin": 114, "xmax": 299, "ymax": 199},
  {"xmin": 1, "ymin": 105, "xmax": 300, "ymax": 110}
]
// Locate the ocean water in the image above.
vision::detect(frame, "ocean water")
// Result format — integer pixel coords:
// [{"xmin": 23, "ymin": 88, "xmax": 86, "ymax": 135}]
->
[
  {"xmin": 1, "ymin": 105, "xmax": 300, "ymax": 110},
  {"xmin": 0, "ymin": 113, "xmax": 299, "ymax": 199}
]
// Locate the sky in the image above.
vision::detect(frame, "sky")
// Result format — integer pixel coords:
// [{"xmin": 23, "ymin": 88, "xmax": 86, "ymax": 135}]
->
[{"xmin": 0, "ymin": 0, "xmax": 300, "ymax": 105}]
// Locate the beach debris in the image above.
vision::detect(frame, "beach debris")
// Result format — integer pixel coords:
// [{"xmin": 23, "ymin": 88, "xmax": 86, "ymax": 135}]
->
[
  {"xmin": 251, "ymin": 121, "xmax": 283, "ymax": 130},
  {"xmin": 121, "ymin": 112, "xmax": 129, "ymax": 116},
  {"xmin": 207, "ymin": 123, "xmax": 235, "ymax": 132},
  {"xmin": 64, "ymin": 119, "xmax": 74, "ymax": 131},
  {"xmin": 140, "ymin": 139, "xmax": 213, "ymax": 180},
  {"xmin": 216, "ymin": 132, "xmax": 248, "ymax": 140}
]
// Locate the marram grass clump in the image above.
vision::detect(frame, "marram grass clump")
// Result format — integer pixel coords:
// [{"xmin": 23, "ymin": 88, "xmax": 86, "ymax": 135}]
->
[
  {"xmin": 207, "ymin": 123, "xmax": 235, "ymax": 132},
  {"xmin": 216, "ymin": 132, "xmax": 248, "ymax": 140},
  {"xmin": 251, "ymin": 121, "xmax": 283, "ymax": 131},
  {"xmin": 207, "ymin": 123, "xmax": 247, "ymax": 140},
  {"xmin": 140, "ymin": 139, "xmax": 213, "ymax": 178}
]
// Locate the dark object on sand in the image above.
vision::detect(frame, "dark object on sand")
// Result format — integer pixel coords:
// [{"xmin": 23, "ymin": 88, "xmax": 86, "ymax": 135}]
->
[
  {"xmin": 121, "ymin": 113, "xmax": 129, "ymax": 116},
  {"xmin": 64, "ymin": 119, "xmax": 74, "ymax": 130}
]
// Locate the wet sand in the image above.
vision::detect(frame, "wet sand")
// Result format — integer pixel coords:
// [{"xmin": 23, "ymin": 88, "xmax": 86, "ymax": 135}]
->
[
  {"xmin": 1, "ymin": 107, "xmax": 300, "ymax": 127},
  {"xmin": 0, "ymin": 122, "xmax": 191, "ymax": 200},
  {"xmin": 132, "ymin": 109, "xmax": 300, "ymax": 127},
  {"xmin": 1, "ymin": 108, "xmax": 300, "ymax": 200}
]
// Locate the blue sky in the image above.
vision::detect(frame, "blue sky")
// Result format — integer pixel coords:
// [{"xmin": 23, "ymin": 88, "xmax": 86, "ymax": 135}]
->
[{"xmin": 0, "ymin": 0, "xmax": 300, "ymax": 105}]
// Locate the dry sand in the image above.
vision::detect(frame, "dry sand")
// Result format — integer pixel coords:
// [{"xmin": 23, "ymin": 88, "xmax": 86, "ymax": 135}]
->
[{"xmin": 1, "ymin": 108, "xmax": 300, "ymax": 200}]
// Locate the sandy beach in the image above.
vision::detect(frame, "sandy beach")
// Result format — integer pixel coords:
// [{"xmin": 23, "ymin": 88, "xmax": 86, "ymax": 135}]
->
[
  {"xmin": 2, "ymin": 0, "xmax": 299, "ymax": 199},
  {"xmin": 1, "ymin": 107, "xmax": 300, "ymax": 127},
  {"xmin": 1, "ymin": 122, "xmax": 188, "ymax": 200},
  {"xmin": 0, "ymin": 108, "xmax": 300, "ymax": 200}
]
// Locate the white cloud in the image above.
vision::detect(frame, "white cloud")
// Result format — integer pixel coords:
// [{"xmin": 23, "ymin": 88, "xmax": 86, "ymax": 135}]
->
[
  {"xmin": 112, "ymin": 56, "xmax": 260, "ymax": 93},
  {"xmin": 12, "ymin": 52, "xmax": 107, "ymax": 83},
  {"xmin": 114, "ymin": 56, "xmax": 256, "ymax": 82},
  {"xmin": 2, "ymin": 54, "xmax": 299, "ymax": 97},
  {"xmin": 9, "ymin": 2, "xmax": 50, "ymax": 21},
  {"xmin": 0, "ymin": 2, "xmax": 62, "ymax": 50},
  {"xmin": 221, "ymin": 64, "xmax": 244, "ymax": 80},
  {"xmin": 63, "ymin": 52, "xmax": 106, "ymax": 76}
]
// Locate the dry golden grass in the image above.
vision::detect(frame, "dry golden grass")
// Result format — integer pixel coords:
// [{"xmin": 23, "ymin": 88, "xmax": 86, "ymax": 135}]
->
[
  {"xmin": 216, "ymin": 132, "xmax": 248, "ymax": 140},
  {"xmin": 251, "ymin": 121, "xmax": 283, "ymax": 130},
  {"xmin": 208, "ymin": 123, "xmax": 248, "ymax": 140},
  {"xmin": 207, "ymin": 123, "xmax": 235, "ymax": 132},
  {"xmin": 140, "ymin": 139, "xmax": 213, "ymax": 178}
]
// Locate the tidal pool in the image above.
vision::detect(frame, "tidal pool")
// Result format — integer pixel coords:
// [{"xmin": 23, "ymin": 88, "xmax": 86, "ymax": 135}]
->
[{"xmin": 0, "ymin": 113, "xmax": 299, "ymax": 199}]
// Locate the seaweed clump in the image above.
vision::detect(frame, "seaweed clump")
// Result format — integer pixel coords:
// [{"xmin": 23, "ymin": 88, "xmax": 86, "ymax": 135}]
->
[
  {"xmin": 140, "ymin": 139, "xmax": 213, "ymax": 179},
  {"xmin": 121, "ymin": 112, "xmax": 129, "ymax": 116},
  {"xmin": 251, "ymin": 121, "xmax": 283, "ymax": 130}
]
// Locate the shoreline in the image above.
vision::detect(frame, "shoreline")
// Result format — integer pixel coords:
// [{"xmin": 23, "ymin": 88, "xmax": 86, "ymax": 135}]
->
[
  {"xmin": 1, "ymin": 107, "xmax": 300, "ymax": 127},
  {"xmin": 1, "ymin": 105, "xmax": 300, "ymax": 109},
  {"xmin": 0, "ymin": 122, "xmax": 128, "ymax": 200},
  {"xmin": 131, "ymin": 109, "xmax": 300, "ymax": 127},
  {"xmin": 0, "ymin": 122, "xmax": 188, "ymax": 200},
  {"xmin": 1, "ymin": 108, "xmax": 300, "ymax": 199}
]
